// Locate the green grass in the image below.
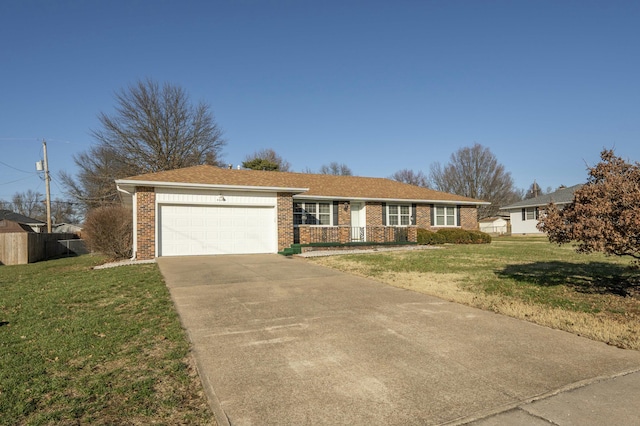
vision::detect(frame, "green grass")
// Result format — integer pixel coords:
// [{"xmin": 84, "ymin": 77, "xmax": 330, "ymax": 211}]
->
[
  {"xmin": 337, "ymin": 237, "xmax": 637, "ymax": 309},
  {"xmin": 310, "ymin": 236, "xmax": 640, "ymax": 349},
  {"xmin": 0, "ymin": 255, "xmax": 213, "ymax": 425}
]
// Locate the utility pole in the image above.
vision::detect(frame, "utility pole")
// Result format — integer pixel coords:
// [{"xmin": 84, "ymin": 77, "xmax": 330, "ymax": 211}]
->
[{"xmin": 42, "ymin": 139, "xmax": 52, "ymax": 233}]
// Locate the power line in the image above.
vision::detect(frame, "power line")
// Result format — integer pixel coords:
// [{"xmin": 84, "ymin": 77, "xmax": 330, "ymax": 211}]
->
[
  {"xmin": 0, "ymin": 160, "xmax": 35, "ymax": 174},
  {"xmin": 0, "ymin": 175, "xmax": 38, "ymax": 186}
]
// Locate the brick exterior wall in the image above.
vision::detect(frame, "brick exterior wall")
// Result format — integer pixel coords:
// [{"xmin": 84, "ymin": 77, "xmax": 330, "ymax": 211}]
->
[
  {"xmin": 407, "ymin": 226, "xmax": 417, "ymax": 242},
  {"xmin": 415, "ymin": 204, "xmax": 431, "ymax": 229},
  {"xmin": 366, "ymin": 202, "xmax": 383, "ymax": 226},
  {"xmin": 136, "ymin": 186, "xmax": 156, "ymax": 260},
  {"xmin": 459, "ymin": 205, "xmax": 479, "ymax": 230},
  {"xmin": 338, "ymin": 201, "xmax": 351, "ymax": 226},
  {"xmin": 365, "ymin": 202, "xmax": 383, "ymax": 242},
  {"xmin": 338, "ymin": 201, "xmax": 351, "ymax": 243},
  {"xmin": 418, "ymin": 204, "xmax": 479, "ymax": 231},
  {"xmin": 297, "ymin": 225, "xmax": 310, "ymax": 245},
  {"xmin": 277, "ymin": 192, "xmax": 294, "ymax": 251}
]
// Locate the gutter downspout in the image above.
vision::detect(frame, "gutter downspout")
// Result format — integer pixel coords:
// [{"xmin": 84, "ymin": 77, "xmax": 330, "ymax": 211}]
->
[{"xmin": 116, "ymin": 185, "xmax": 137, "ymax": 261}]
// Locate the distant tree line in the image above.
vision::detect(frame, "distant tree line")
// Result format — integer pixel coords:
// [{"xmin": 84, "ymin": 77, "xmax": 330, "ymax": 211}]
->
[{"xmin": 0, "ymin": 189, "xmax": 81, "ymax": 224}]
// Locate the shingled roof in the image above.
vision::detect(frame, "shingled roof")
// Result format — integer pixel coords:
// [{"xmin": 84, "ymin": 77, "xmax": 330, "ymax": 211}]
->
[
  {"xmin": 0, "ymin": 209, "xmax": 46, "ymax": 225},
  {"xmin": 117, "ymin": 165, "xmax": 487, "ymax": 204},
  {"xmin": 500, "ymin": 184, "xmax": 583, "ymax": 210}
]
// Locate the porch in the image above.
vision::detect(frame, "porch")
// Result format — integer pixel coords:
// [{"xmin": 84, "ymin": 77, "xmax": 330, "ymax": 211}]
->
[{"xmin": 295, "ymin": 225, "xmax": 418, "ymax": 245}]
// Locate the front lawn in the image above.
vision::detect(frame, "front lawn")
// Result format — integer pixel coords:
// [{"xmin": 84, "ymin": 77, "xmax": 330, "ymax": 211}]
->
[
  {"xmin": 308, "ymin": 236, "xmax": 640, "ymax": 350},
  {"xmin": 0, "ymin": 255, "xmax": 213, "ymax": 425}
]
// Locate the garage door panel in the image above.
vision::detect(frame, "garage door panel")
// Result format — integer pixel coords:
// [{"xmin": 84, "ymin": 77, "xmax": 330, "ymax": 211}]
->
[{"xmin": 159, "ymin": 205, "xmax": 276, "ymax": 256}]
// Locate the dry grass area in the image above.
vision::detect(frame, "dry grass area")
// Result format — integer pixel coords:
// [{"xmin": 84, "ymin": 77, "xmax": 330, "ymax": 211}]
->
[{"xmin": 308, "ymin": 237, "xmax": 640, "ymax": 350}]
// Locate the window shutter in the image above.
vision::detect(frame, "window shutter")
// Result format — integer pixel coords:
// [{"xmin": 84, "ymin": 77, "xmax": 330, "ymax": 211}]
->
[
  {"xmin": 535, "ymin": 207, "xmax": 539, "ymax": 220},
  {"xmin": 522, "ymin": 208, "xmax": 526, "ymax": 221},
  {"xmin": 457, "ymin": 205, "xmax": 461, "ymax": 227},
  {"xmin": 333, "ymin": 201, "xmax": 339, "ymax": 225},
  {"xmin": 430, "ymin": 204, "xmax": 435, "ymax": 225},
  {"xmin": 411, "ymin": 204, "xmax": 417, "ymax": 225},
  {"xmin": 382, "ymin": 203, "xmax": 387, "ymax": 226}
]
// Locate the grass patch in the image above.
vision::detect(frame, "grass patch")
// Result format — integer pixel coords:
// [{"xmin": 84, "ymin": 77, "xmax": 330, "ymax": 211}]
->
[
  {"xmin": 308, "ymin": 236, "xmax": 640, "ymax": 350},
  {"xmin": 0, "ymin": 255, "xmax": 213, "ymax": 425}
]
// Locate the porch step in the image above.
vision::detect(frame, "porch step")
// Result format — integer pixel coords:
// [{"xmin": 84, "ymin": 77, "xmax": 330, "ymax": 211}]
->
[{"xmin": 278, "ymin": 244, "xmax": 303, "ymax": 256}]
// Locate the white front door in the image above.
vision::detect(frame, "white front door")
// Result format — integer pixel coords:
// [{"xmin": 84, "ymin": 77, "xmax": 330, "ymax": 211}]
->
[{"xmin": 350, "ymin": 202, "xmax": 366, "ymax": 241}]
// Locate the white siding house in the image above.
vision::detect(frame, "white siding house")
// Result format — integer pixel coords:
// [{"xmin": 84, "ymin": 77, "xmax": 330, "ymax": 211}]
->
[{"xmin": 500, "ymin": 184, "xmax": 583, "ymax": 235}]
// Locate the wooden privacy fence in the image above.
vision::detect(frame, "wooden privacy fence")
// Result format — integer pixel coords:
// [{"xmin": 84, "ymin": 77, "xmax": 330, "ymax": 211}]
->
[{"xmin": 0, "ymin": 233, "xmax": 86, "ymax": 266}]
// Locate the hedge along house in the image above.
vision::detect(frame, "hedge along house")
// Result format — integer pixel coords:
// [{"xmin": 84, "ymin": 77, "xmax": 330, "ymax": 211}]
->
[{"xmin": 115, "ymin": 165, "xmax": 488, "ymax": 260}]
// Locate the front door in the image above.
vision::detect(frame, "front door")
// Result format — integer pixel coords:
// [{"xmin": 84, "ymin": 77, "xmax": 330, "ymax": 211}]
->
[{"xmin": 350, "ymin": 202, "xmax": 366, "ymax": 242}]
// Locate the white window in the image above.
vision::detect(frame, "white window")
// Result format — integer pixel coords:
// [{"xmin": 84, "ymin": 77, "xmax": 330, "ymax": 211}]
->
[
  {"xmin": 434, "ymin": 205, "xmax": 457, "ymax": 226},
  {"xmin": 523, "ymin": 207, "xmax": 539, "ymax": 221},
  {"xmin": 388, "ymin": 204, "xmax": 411, "ymax": 226},
  {"xmin": 294, "ymin": 202, "xmax": 332, "ymax": 225}
]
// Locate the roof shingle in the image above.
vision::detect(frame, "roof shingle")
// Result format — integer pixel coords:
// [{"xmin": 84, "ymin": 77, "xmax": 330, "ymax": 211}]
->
[
  {"xmin": 118, "ymin": 165, "xmax": 486, "ymax": 204},
  {"xmin": 501, "ymin": 184, "xmax": 583, "ymax": 210},
  {"xmin": 0, "ymin": 209, "xmax": 45, "ymax": 225}
]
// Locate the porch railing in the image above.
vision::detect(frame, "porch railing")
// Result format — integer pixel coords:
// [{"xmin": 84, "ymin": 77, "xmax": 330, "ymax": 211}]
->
[{"xmin": 296, "ymin": 226, "xmax": 414, "ymax": 245}]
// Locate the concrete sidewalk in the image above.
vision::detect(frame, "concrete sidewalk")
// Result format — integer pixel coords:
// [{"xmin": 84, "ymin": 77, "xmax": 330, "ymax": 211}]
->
[{"xmin": 158, "ymin": 254, "xmax": 640, "ymax": 426}]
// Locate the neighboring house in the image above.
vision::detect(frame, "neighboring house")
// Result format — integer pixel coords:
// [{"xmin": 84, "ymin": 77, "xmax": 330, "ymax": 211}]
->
[
  {"xmin": 115, "ymin": 166, "xmax": 489, "ymax": 260},
  {"xmin": 478, "ymin": 216, "xmax": 509, "ymax": 235},
  {"xmin": 500, "ymin": 184, "xmax": 583, "ymax": 235},
  {"xmin": 0, "ymin": 210, "xmax": 46, "ymax": 233},
  {"xmin": 52, "ymin": 223, "xmax": 83, "ymax": 235}
]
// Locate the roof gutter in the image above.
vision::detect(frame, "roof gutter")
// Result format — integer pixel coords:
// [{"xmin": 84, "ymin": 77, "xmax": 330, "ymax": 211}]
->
[
  {"xmin": 500, "ymin": 200, "xmax": 571, "ymax": 210},
  {"xmin": 294, "ymin": 194, "xmax": 490, "ymax": 205},
  {"xmin": 114, "ymin": 179, "xmax": 308, "ymax": 194}
]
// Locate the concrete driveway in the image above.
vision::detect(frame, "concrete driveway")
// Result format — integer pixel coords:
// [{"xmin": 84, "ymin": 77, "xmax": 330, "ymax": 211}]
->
[{"xmin": 157, "ymin": 254, "xmax": 640, "ymax": 426}]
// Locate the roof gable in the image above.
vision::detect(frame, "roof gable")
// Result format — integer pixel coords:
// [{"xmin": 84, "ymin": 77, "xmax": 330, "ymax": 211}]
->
[{"xmin": 117, "ymin": 165, "xmax": 487, "ymax": 204}]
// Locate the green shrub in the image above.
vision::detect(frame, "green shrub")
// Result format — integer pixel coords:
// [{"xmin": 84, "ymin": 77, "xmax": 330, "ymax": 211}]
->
[
  {"xmin": 417, "ymin": 228, "xmax": 448, "ymax": 245},
  {"xmin": 436, "ymin": 228, "xmax": 472, "ymax": 243},
  {"xmin": 417, "ymin": 228, "xmax": 492, "ymax": 245},
  {"xmin": 468, "ymin": 230, "xmax": 492, "ymax": 244}
]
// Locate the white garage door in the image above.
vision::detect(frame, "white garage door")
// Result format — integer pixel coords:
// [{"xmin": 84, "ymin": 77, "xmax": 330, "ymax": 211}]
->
[{"xmin": 158, "ymin": 204, "xmax": 276, "ymax": 256}]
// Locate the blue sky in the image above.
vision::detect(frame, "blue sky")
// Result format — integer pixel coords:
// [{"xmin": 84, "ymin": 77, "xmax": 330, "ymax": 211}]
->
[{"xmin": 1, "ymin": 0, "xmax": 639, "ymax": 201}]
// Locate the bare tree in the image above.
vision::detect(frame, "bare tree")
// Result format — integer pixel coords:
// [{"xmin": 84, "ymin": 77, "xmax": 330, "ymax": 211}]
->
[
  {"xmin": 429, "ymin": 143, "xmax": 521, "ymax": 218},
  {"xmin": 319, "ymin": 162, "xmax": 353, "ymax": 176},
  {"xmin": 51, "ymin": 199, "xmax": 81, "ymax": 224},
  {"xmin": 242, "ymin": 149, "xmax": 291, "ymax": 171},
  {"xmin": 539, "ymin": 149, "xmax": 640, "ymax": 265},
  {"xmin": 390, "ymin": 169, "xmax": 429, "ymax": 187},
  {"xmin": 11, "ymin": 190, "xmax": 45, "ymax": 220},
  {"xmin": 61, "ymin": 78, "xmax": 225, "ymax": 209},
  {"xmin": 61, "ymin": 145, "xmax": 133, "ymax": 209},
  {"xmin": 1, "ymin": 191, "xmax": 79, "ymax": 224}
]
